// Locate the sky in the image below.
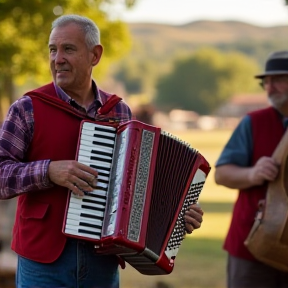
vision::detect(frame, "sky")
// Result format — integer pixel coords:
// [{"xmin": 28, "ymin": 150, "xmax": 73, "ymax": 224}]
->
[{"xmin": 112, "ymin": 0, "xmax": 288, "ymax": 27}]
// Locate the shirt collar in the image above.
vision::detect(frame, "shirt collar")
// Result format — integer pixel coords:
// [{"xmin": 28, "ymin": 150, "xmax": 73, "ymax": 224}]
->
[{"xmin": 53, "ymin": 80, "xmax": 102, "ymax": 106}]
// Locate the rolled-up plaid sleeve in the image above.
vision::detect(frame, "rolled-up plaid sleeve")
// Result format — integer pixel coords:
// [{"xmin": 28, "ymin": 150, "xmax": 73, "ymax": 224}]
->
[{"xmin": 0, "ymin": 96, "xmax": 53, "ymax": 199}]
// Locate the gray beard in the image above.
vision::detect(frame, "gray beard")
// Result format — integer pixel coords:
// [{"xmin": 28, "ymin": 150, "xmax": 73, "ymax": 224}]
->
[{"xmin": 268, "ymin": 93, "xmax": 288, "ymax": 110}]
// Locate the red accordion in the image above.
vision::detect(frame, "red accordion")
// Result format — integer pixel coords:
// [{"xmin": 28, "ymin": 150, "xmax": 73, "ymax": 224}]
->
[{"xmin": 63, "ymin": 120, "xmax": 210, "ymax": 275}]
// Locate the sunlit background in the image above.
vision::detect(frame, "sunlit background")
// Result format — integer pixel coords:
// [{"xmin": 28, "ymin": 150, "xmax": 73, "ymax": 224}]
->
[{"xmin": 0, "ymin": 1, "xmax": 287, "ymax": 287}]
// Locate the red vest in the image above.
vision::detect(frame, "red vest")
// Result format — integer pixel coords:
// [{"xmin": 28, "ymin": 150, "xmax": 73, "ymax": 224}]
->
[
  {"xmin": 223, "ymin": 107, "xmax": 285, "ymax": 260},
  {"xmin": 11, "ymin": 83, "xmax": 124, "ymax": 263}
]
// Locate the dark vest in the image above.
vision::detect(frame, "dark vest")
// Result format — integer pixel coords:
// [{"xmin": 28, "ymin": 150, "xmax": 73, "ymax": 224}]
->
[
  {"xmin": 11, "ymin": 83, "xmax": 124, "ymax": 263},
  {"xmin": 223, "ymin": 107, "xmax": 285, "ymax": 260}
]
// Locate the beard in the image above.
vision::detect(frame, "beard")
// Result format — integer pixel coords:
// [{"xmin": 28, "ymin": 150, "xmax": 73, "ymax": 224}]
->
[{"xmin": 268, "ymin": 92, "xmax": 288, "ymax": 110}]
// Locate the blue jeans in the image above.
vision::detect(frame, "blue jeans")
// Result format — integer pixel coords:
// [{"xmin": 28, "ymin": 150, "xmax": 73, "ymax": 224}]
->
[{"xmin": 16, "ymin": 238, "xmax": 119, "ymax": 288}]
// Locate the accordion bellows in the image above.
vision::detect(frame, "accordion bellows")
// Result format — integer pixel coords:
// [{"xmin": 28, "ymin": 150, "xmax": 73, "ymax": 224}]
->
[{"xmin": 63, "ymin": 120, "xmax": 210, "ymax": 275}]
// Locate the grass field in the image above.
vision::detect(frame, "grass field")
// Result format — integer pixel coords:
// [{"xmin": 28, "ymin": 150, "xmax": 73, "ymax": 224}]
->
[{"xmin": 120, "ymin": 128, "xmax": 238, "ymax": 288}]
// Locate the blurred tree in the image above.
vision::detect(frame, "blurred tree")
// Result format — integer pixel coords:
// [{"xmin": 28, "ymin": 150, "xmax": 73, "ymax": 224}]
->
[
  {"xmin": 0, "ymin": 0, "xmax": 134, "ymax": 120},
  {"xmin": 154, "ymin": 48, "xmax": 261, "ymax": 115},
  {"xmin": 114, "ymin": 56, "xmax": 157, "ymax": 95},
  {"xmin": 112, "ymin": 39, "xmax": 174, "ymax": 105}
]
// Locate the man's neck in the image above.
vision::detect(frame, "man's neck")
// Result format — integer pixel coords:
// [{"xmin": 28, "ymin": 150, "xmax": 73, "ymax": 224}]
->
[
  {"xmin": 70, "ymin": 91, "xmax": 94, "ymax": 110},
  {"xmin": 61, "ymin": 83, "xmax": 95, "ymax": 110}
]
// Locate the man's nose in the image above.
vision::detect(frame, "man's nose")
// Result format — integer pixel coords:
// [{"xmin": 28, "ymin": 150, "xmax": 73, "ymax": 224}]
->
[{"xmin": 52, "ymin": 51, "xmax": 66, "ymax": 64}]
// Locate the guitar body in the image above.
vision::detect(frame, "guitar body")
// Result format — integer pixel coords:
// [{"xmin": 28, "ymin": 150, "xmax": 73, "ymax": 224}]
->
[{"xmin": 244, "ymin": 130, "xmax": 288, "ymax": 271}]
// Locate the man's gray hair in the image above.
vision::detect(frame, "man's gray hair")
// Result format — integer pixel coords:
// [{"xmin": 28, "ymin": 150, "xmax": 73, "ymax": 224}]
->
[{"xmin": 51, "ymin": 14, "xmax": 101, "ymax": 49}]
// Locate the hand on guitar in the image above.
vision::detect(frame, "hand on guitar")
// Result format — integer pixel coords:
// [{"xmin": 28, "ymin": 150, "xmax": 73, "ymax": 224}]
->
[
  {"xmin": 184, "ymin": 203, "xmax": 204, "ymax": 234},
  {"xmin": 48, "ymin": 160, "xmax": 98, "ymax": 196},
  {"xmin": 249, "ymin": 156, "xmax": 279, "ymax": 186}
]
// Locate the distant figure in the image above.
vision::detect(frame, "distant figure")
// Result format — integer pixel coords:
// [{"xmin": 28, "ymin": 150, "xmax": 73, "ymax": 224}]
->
[
  {"xmin": 215, "ymin": 50, "xmax": 288, "ymax": 288},
  {"xmin": 135, "ymin": 104, "xmax": 154, "ymax": 125}
]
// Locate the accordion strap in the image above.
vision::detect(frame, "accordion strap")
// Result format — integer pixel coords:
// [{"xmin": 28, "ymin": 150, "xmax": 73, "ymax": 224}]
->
[{"xmin": 97, "ymin": 94, "xmax": 122, "ymax": 115}]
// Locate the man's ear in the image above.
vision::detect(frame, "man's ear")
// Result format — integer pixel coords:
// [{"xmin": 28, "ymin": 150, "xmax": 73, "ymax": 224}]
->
[{"xmin": 91, "ymin": 44, "xmax": 103, "ymax": 66}]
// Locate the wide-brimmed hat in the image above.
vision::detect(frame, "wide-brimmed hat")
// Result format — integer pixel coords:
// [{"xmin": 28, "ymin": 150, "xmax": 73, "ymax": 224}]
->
[{"xmin": 255, "ymin": 50, "xmax": 288, "ymax": 79}]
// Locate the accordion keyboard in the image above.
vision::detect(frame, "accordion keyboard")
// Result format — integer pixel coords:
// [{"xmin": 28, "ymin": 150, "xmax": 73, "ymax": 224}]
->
[{"xmin": 64, "ymin": 122, "xmax": 117, "ymax": 239}]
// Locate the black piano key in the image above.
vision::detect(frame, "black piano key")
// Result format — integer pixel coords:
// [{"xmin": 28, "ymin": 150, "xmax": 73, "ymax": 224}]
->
[
  {"xmin": 78, "ymin": 229, "xmax": 101, "ymax": 236},
  {"xmin": 91, "ymin": 149, "xmax": 113, "ymax": 158},
  {"xmin": 82, "ymin": 198, "xmax": 106, "ymax": 206},
  {"xmin": 89, "ymin": 164, "xmax": 111, "ymax": 172},
  {"xmin": 93, "ymin": 133, "xmax": 115, "ymax": 141},
  {"xmin": 93, "ymin": 126, "xmax": 115, "ymax": 133},
  {"xmin": 87, "ymin": 193, "xmax": 107, "ymax": 201},
  {"xmin": 80, "ymin": 212, "xmax": 104, "ymax": 220},
  {"xmin": 81, "ymin": 204, "xmax": 105, "ymax": 211},
  {"xmin": 92, "ymin": 140, "xmax": 114, "ymax": 149},
  {"xmin": 90, "ymin": 155, "xmax": 112, "ymax": 163},
  {"xmin": 79, "ymin": 221, "xmax": 102, "ymax": 230}
]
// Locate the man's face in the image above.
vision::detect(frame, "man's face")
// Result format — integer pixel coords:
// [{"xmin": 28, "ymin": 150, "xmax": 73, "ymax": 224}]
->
[
  {"xmin": 48, "ymin": 23, "xmax": 98, "ymax": 94},
  {"xmin": 260, "ymin": 75, "xmax": 288, "ymax": 109}
]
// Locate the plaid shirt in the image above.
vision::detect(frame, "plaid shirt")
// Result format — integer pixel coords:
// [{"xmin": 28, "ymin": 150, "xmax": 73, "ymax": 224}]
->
[{"xmin": 0, "ymin": 82, "xmax": 132, "ymax": 199}]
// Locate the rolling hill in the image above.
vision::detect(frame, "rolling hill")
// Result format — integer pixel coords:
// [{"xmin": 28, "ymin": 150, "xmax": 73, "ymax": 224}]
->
[{"xmin": 126, "ymin": 20, "xmax": 288, "ymax": 62}]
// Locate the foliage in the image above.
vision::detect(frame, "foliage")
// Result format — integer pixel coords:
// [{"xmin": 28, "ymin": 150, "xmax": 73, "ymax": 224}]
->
[
  {"xmin": 154, "ymin": 48, "xmax": 261, "ymax": 115},
  {"xmin": 217, "ymin": 40, "xmax": 288, "ymax": 68},
  {"xmin": 0, "ymin": 0, "xmax": 133, "ymax": 110},
  {"xmin": 120, "ymin": 21, "xmax": 287, "ymax": 110},
  {"xmin": 114, "ymin": 54, "xmax": 158, "ymax": 96}
]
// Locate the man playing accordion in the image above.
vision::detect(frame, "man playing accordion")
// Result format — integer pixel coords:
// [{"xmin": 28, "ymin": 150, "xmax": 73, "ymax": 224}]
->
[{"xmin": 0, "ymin": 14, "xmax": 204, "ymax": 288}]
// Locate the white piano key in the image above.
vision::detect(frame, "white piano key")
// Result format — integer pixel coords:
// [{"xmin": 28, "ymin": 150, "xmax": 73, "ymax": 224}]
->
[
  {"xmin": 78, "ymin": 149, "xmax": 112, "ymax": 161},
  {"xmin": 69, "ymin": 201, "xmax": 105, "ymax": 211},
  {"xmin": 77, "ymin": 155, "xmax": 112, "ymax": 169},
  {"xmin": 95, "ymin": 181, "xmax": 108, "ymax": 189},
  {"xmin": 90, "ymin": 189, "xmax": 107, "ymax": 197},
  {"xmin": 79, "ymin": 140, "xmax": 114, "ymax": 154},
  {"xmin": 97, "ymin": 174, "xmax": 109, "ymax": 182},
  {"xmin": 64, "ymin": 228, "xmax": 101, "ymax": 239},
  {"xmin": 81, "ymin": 129, "xmax": 116, "ymax": 140},
  {"xmin": 70, "ymin": 196, "xmax": 106, "ymax": 205},
  {"xmin": 80, "ymin": 134, "xmax": 115, "ymax": 146},
  {"xmin": 66, "ymin": 214, "xmax": 103, "ymax": 226},
  {"xmin": 67, "ymin": 206, "xmax": 104, "ymax": 218},
  {"xmin": 78, "ymin": 160, "xmax": 110, "ymax": 175},
  {"xmin": 65, "ymin": 223, "xmax": 102, "ymax": 234},
  {"xmin": 66, "ymin": 217, "xmax": 102, "ymax": 228},
  {"xmin": 82, "ymin": 122, "xmax": 116, "ymax": 132}
]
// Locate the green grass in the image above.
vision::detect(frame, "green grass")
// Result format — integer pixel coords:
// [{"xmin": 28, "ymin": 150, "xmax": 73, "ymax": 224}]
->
[{"xmin": 120, "ymin": 128, "xmax": 236, "ymax": 288}]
